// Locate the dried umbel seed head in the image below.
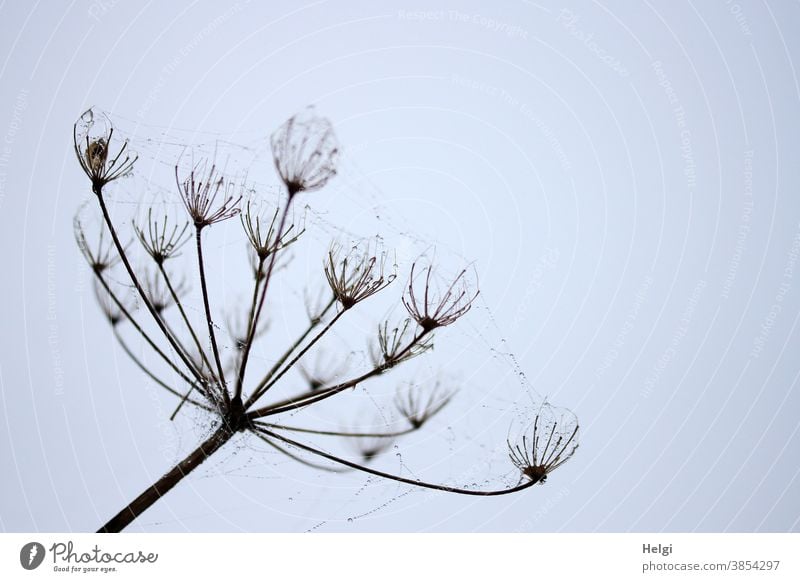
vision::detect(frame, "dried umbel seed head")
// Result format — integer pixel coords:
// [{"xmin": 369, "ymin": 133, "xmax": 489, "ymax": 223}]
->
[
  {"xmin": 226, "ymin": 306, "xmax": 269, "ymax": 351},
  {"xmin": 395, "ymin": 381, "xmax": 454, "ymax": 429},
  {"xmin": 403, "ymin": 261, "xmax": 479, "ymax": 332},
  {"xmin": 247, "ymin": 244, "xmax": 293, "ymax": 282},
  {"xmin": 352, "ymin": 432, "xmax": 395, "ymax": 463},
  {"xmin": 324, "ymin": 238, "xmax": 397, "ymax": 310},
  {"xmin": 86, "ymin": 138, "xmax": 108, "ymax": 173},
  {"xmin": 270, "ymin": 107, "xmax": 340, "ymax": 197},
  {"xmin": 74, "ymin": 210, "xmax": 123, "ymax": 275},
  {"xmin": 135, "ymin": 208, "xmax": 190, "ymax": 265},
  {"xmin": 241, "ymin": 199, "xmax": 304, "ymax": 260},
  {"xmin": 304, "ymin": 287, "xmax": 335, "ymax": 325},
  {"xmin": 73, "ymin": 108, "xmax": 137, "ymax": 191},
  {"xmin": 142, "ymin": 268, "xmax": 188, "ymax": 314},
  {"xmin": 298, "ymin": 351, "xmax": 350, "ymax": 391},
  {"xmin": 176, "ymin": 161, "xmax": 242, "ymax": 228},
  {"xmin": 371, "ymin": 318, "xmax": 433, "ymax": 369},
  {"xmin": 508, "ymin": 404, "xmax": 579, "ymax": 484},
  {"xmin": 93, "ymin": 280, "xmax": 132, "ymax": 327}
]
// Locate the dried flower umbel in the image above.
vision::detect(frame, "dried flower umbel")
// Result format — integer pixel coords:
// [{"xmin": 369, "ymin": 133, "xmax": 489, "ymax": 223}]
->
[
  {"xmin": 93, "ymin": 280, "xmax": 128, "ymax": 327},
  {"xmin": 371, "ymin": 318, "xmax": 433, "ymax": 370},
  {"xmin": 74, "ymin": 213, "xmax": 122, "ymax": 275},
  {"xmin": 142, "ymin": 268, "xmax": 188, "ymax": 315},
  {"xmin": 176, "ymin": 162, "xmax": 243, "ymax": 228},
  {"xmin": 324, "ymin": 239, "xmax": 397, "ymax": 310},
  {"xmin": 73, "ymin": 108, "xmax": 137, "ymax": 192},
  {"xmin": 403, "ymin": 262, "xmax": 479, "ymax": 332},
  {"xmin": 298, "ymin": 350, "xmax": 349, "ymax": 391},
  {"xmin": 72, "ymin": 107, "xmax": 579, "ymax": 533},
  {"xmin": 395, "ymin": 381, "xmax": 454, "ymax": 429},
  {"xmin": 270, "ymin": 107, "xmax": 339, "ymax": 197},
  {"xmin": 226, "ymin": 306, "xmax": 269, "ymax": 352},
  {"xmin": 353, "ymin": 432, "xmax": 395, "ymax": 463},
  {"xmin": 241, "ymin": 200, "xmax": 304, "ymax": 260},
  {"xmin": 508, "ymin": 404, "xmax": 579, "ymax": 484},
  {"xmin": 134, "ymin": 209, "xmax": 190, "ymax": 265}
]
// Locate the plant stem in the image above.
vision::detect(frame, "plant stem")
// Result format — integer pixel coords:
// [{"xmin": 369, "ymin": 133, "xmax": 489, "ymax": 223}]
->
[
  {"xmin": 158, "ymin": 262, "xmax": 216, "ymax": 378},
  {"xmin": 95, "ymin": 273, "xmax": 199, "ymax": 391},
  {"xmin": 260, "ymin": 428, "xmax": 539, "ymax": 496},
  {"xmin": 94, "ymin": 190, "xmax": 205, "ymax": 383},
  {"xmin": 112, "ymin": 328, "xmax": 210, "ymax": 411},
  {"xmin": 256, "ymin": 421, "xmax": 416, "ymax": 439},
  {"xmin": 247, "ymin": 330, "xmax": 429, "ymax": 419},
  {"xmin": 234, "ymin": 204, "xmax": 292, "ymax": 400},
  {"xmin": 243, "ymin": 296, "xmax": 335, "ymax": 408},
  {"xmin": 97, "ymin": 425, "xmax": 234, "ymax": 533},
  {"xmin": 234, "ymin": 255, "xmax": 265, "ymax": 399},
  {"xmin": 194, "ymin": 227, "xmax": 228, "ymax": 402},
  {"xmin": 249, "ymin": 310, "xmax": 344, "ymax": 404}
]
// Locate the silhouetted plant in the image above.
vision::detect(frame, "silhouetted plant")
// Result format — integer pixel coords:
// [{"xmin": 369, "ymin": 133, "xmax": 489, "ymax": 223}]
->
[
  {"xmin": 507, "ymin": 404, "xmax": 580, "ymax": 484},
  {"xmin": 73, "ymin": 106, "xmax": 579, "ymax": 533}
]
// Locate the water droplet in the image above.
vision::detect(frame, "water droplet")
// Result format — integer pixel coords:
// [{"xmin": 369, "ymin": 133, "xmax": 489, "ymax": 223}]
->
[{"xmin": 81, "ymin": 109, "xmax": 94, "ymax": 124}]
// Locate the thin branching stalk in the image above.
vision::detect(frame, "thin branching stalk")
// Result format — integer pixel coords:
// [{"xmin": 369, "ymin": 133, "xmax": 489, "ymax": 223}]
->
[
  {"xmin": 233, "ymin": 255, "xmax": 266, "ymax": 399},
  {"xmin": 258, "ymin": 428, "xmax": 540, "ymax": 496},
  {"xmin": 251, "ymin": 431, "xmax": 350, "ymax": 473},
  {"xmin": 254, "ymin": 421, "xmax": 416, "ymax": 439},
  {"xmin": 248, "ymin": 309, "xmax": 345, "ymax": 404},
  {"xmin": 94, "ymin": 273, "xmax": 203, "ymax": 394},
  {"xmin": 233, "ymin": 204, "xmax": 292, "ymax": 399},
  {"xmin": 95, "ymin": 191, "xmax": 207, "ymax": 385},
  {"xmin": 247, "ymin": 330, "xmax": 429, "ymax": 418},
  {"xmin": 157, "ymin": 262, "xmax": 215, "ymax": 379},
  {"xmin": 194, "ymin": 226, "xmax": 229, "ymax": 406},
  {"xmin": 243, "ymin": 296, "xmax": 336, "ymax": 408},
  {"xmin": 112, "ymin": 328, "xmax": 211, "ymax": 411}
]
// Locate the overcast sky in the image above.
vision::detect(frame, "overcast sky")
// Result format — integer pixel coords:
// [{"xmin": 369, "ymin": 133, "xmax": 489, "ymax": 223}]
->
[{"xmin": 1, "ymin": 0, "xmax": 799, "ymax": 532}]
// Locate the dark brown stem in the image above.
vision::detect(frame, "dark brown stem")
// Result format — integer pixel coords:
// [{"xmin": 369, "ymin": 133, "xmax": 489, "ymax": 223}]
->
[
  {"xmin": 248, "ymin": 366, "xmax": 380, "ymax": 418},
  {"xmin": 233, "ymin": 255, "xmax": 265, "ymax": 401},
  {"xmin": 113, "ymin": 328, "xmax": 210, "ymax": 411},
  {"xmin": 235, "ymin": 204, "xmax": 292, "ymax": 400},
  {"xmin": 194, "ymin": 227, "xmax": 228, "ymax": 402},
  {"xmin": 250, "ymin": 430, "xmax": 350, "ymax": 473},
  {"xmin": 95, "ymin": 273, "xmax": 200, "ymax": 392},
  {"xmin": 259, "ymin": 428, "xmax": 538, "ymax": 496},
  {"xmin": 243, "ymin": 296, "xmax": 336, "ymax": 408},
  {"xmin": 256, "ymin": 421, "xmax": 416, "ymax": 439},
  {"xmin": 97, "ymin": 425, "xmax": 234, "ymax": 533},
  {"xmin": 247, "ymin": 330, "xmax": 429, "ymax": 419},
  {"xmin": 158, "ymin": 262, "xmax": 215, "ymax": 378},
  {"xmin": 95, "ymin": 190, "xmax": 205, "ymax": 383},
  {"xmin": 248, "ymin": 310, "xmax": 344, "ymax": 404}
]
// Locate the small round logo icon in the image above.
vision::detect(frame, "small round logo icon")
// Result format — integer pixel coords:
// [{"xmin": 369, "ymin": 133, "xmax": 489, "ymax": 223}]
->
[{"xmin": 20, "ymin": 542, "xmax": 45, "ymax": 570}]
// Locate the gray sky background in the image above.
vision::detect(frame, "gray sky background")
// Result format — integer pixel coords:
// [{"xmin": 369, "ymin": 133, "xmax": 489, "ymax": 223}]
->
[{"xmin": 1, "ymin": 0, "xmax": 799, "ymax": 532}]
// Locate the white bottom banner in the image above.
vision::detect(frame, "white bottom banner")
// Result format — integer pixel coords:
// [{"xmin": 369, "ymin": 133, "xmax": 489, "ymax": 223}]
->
[{"xmin": 1, "ymin": 533, "xmax": 797, "ymax": 581}]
